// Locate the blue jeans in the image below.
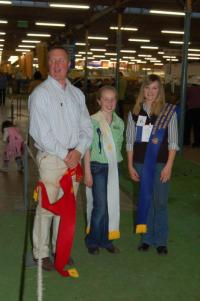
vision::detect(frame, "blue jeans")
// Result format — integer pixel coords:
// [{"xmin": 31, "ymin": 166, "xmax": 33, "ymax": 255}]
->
[
  {"xmin": 135, "ymin": 163, "xmax": 169, "ymax": 247},
  {"xmin": 85, "ymin": 162, "xmax": 113, "ymax": 249}
]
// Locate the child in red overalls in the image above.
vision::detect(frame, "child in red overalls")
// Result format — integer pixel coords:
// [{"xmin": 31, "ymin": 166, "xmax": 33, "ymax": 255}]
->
[{"xmin": 1, "ymin": 120, "xmax": 24, "ymax": 172}]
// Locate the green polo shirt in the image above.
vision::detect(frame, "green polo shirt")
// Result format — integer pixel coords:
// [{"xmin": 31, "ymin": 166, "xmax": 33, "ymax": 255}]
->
[{"xmin": 90, "ymin": 112, "xmax": 124, "ymax": 163}]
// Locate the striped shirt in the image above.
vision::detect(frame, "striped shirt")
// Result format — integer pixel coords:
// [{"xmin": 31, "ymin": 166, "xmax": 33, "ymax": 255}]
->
[
  {"xmin": 126, "ymin": 103, "xmax": 179, "ymax": 151},
  {"xmin": 90, "ymin": 112, "xmax": 124, "ymax": 163},
  {"xmin": 28, "ymin": 75, "xmax": 93, "ymax": 160}
]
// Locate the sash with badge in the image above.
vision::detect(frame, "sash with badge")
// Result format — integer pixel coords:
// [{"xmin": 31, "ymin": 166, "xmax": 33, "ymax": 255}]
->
[{"xmin": 135, "ymin": 103, "xmax": 177, "ymax": 234}]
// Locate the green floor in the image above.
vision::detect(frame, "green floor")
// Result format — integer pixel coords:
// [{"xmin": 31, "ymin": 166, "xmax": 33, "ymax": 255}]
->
[{"xmin": 0, "ymin": 156, "xmax": 200, "ymax": 301}]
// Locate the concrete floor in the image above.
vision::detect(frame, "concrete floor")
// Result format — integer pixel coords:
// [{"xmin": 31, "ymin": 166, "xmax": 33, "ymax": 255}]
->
[{"xmin": 0, "ymin": 96, "xmax": 199, "ymax": 215}]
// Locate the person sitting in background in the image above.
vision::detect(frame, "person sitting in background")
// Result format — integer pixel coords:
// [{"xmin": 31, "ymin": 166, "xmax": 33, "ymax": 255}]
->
[
  {"xmin": 28, "ymin": 70, "xmax": 43, "ymax": 94},
  {"xmin": 1, "ymin": 120, "xmax": 24, "ymax": 172}
]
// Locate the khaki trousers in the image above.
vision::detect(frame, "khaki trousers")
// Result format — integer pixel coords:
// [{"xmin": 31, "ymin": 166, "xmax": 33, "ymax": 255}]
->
[{"xmin": 33, "ymin": 151, "xmax": 79, "ymax": 259}]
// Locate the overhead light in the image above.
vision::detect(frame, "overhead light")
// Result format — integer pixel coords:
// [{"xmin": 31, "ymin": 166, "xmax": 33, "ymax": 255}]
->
[
  {"xmin": 141, "ymin": 46, "xmax": 158, "ymax": 49},
  {"xmin": 129, "ymin": 38, "xmax": 150, "ymax": 43},
  {"xmin": 22, "ymin": 40, "xmax": 41, "ymax": 43},
  {"xmin": 0, "ymin": 1, "xmax": 11, "ymax": 4},
  {"xmin": 35, "ymin": 22, "xmax": 65, "ymax": 27},
  {"xmin": 188, "ymin": 53, "xmax": 200, "ymax": 56},
  {"xmin": 154, "ymin": 63, "xmax": 164, "ymax": 66},
  {"xmin": 161, "ymin": 30, "xmax": 184, "ymax": 35},
  {"xmin": 75, "ymin": 42, "xmax": 86, "ymax": 46},
  {"xmin": 169, "ymin": 41, "xmax": 184, "ymax": 44},
  {"xmin": 0, "ymin": 20, "xmax": 8, "ymax": 24},
  {"xmin": 110, "ymin": 26, "xmax": 138, "ymax": 31},
  {"xmin": 0, "ymin": 48, "xmax": 3, "ymax": 51},
  {"xmin": 189, "ymin": 48, "xmax": 200, "ymax": 52},
  {"xmin": 8, "ymin": 56, "xmax": 19, "ymax": 64},
  {"xmin": 49, "ymin": 3, "xmax": 90, "ymax": 9},
  {"xmin": 18, "ymin": 45, "xmax": 35, "ymax": 48},
  {"xmin": 75, "ymin": 54, "xmax": 82, "ymax": 57},
  {"xmin": 142, "ymin": 68, "xmax": 151, "ymax": 70},
  {"xmin": 166, "ymin": 58, "xmax": 179, "ymax": 61},
  {"xmin": 163, "ymin": 55, "xmax": 176, "ymax": 58},
  {"xmin": 78, "ymin": 51, "xmax": 92, "ymax": 54},
  {"xmin": 27, "ymin": 33, "xmax": 51, "ymax": 37},
  {"xmin": 90, "ymin": 48, "xmax": 106, "ymax": 52},
  {"xmin": 16, "ymin": 49, "xmax": 31, "ymax": 52},
  {"xmin": 138, "ymin": 54, "xmax": 152, "ymax": 57},
  {"xmin": 121, "ymin": 50, "xmax": 136, "ymax": 53},
  {"xmin": 0, "ymin": 32, "xmax": 6, "ymax": 35},
  {"xmin": 88, "ymin": 36, "xmax": 108, "ymax": 40},
  {"xmin": 0, "ymin": 39, "xmax": 5, "ymax": 41},
  {"xmin": 158, "ymin": 51, "xmax": 164, "ymax": 54},
  {"xmin": 188, "ymin": 57, "xmax": 200, "ymax": 60},
  {"xmin": 105, "ymin": 52, "xmax": 117, "ymax": 56},
  {"xmin": 150, "ymin": 10, "xmax": 185, "ymax": 16},
  {"xmin": 123, "ymin": 56, "xmax": 135, "ymax": 59},
  {"xmin": 0, "ymin": 44, "xmax": 4, "ymax": 47}
]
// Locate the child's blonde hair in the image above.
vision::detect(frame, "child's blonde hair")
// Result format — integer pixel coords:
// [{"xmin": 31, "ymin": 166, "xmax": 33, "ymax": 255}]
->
[
  {"xmin": 96, "ymin": 85, "xmax": 118, "ymax": 101},
  {"xmin": 133, "ymin": 74, "xmax": 165, "ymax": 116}
]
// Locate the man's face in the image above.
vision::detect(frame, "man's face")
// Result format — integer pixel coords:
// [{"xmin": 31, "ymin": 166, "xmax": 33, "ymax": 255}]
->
[{"xmin": 48, "ymin": 49, "xmax": 69, "ymax": 83}]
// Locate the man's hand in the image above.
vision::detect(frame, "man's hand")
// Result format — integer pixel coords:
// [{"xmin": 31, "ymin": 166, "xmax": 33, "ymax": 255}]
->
[
  {"xmin": 64, "ymin": 149, "xmax": 81, "ymax": 169},
  {"xmin": 128, "ymin": 165, "xmax": 140, "ymax": 182},
  {"xmin": 160, "ymin": 164, "xmax": 172, "ymax": 183},
  {"xmin": 84, "ymin": 172, "xmax": 93, "ymax": 187}
]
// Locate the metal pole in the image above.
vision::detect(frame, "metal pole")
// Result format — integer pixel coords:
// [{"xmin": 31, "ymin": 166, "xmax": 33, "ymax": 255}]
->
[
  {"xmin": 179, "ymin": 0, "xmax": 192, "ymax": 154},
  {"xmin": 83, "ymin": 28, "xmax": 89, "ymax": 94},
  {"xmin": 115, "ymin": 12, "xmax": 122, "ymax": 93},
  {"xmin": 23, "ymin": 143, "xmax": 29, "ymax": 209},
  {"xmin": 11, "ymin": 98, "xmax": 14, "ymax": 123}
]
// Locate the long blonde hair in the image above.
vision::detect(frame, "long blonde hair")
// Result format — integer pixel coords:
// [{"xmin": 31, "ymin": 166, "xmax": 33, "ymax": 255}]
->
[{"xmin": 133, "ymin": 74, "xmax": 165, "ymax": 116}]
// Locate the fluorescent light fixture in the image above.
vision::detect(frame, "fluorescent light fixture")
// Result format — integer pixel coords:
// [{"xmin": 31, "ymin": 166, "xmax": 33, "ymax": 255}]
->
[
  {"xmin": 27, "ymin": 33, "xmax": 51, "ymax": 37},
  {"xmin": 150, "ymin": 10, "xmax": 185, "ymax": 16},
  {"xmin": 169, "ymin": 41, "xmax": 184, "ymax": 44},
  {"xmin": 110, "ymin": 26, "xmax": 138, "ymax": 31},
  {"xmin": 22, "ymin": 40, "xmax": 41, "ymax": 43},
  {"xmin": 35, "ymin": 22, "xmax": 65, "ymax": 27},
  {"xmin": 8, "ymin": 56, "xmax": 19, "ymax": 64},
  {"xmin": 138, "ymin": 54, "xmax": 152, "ymax": 57},
  {"xmin": 142, "ymin": 68, "xmax": 151, "ymax": 70},
  {"xmin": 166, "ymin": 58, "xmax": 179, "ymax": 61},
  {"xmin": 0, "ymin": 39, "xmax": 5, "ymax": 41},
  {"xmin": 49, "ymin": 3, "xmax": 90, "ymax": 9},
  {"xmin": 0, "ymin": 32, "xmax": 6, "ymax": 35},
  {"xmin": 90, "ymin": 48, "xmax": 106, "ymax": 52},
  {"xmin": 123, "ymin": 56, "xmax": 135, "ymax": 59},
  {"xmin": 154, "ymin": 63, "xmax": 164, "ymax": 66},
  {"xmin": 188, "ymin": 48, "xmax": 200, "ymax": 52},
  {"xmin": 129, "ymin": 38, "xmax": 150, "ymax": 42},
  {"xmin": 33, "ymin": 58, "xmax": 38, "ymax": 61},
  {"xmin": 121, "ymin": 50, "xmax": 136, "ymax": 53},
  {"xmin": 78, "ymin": 51, "xmax": 92, "ymax": 54},
  {"xmin": 0, "ymin": 44, "xmax": 4, "ymax": 47},
  {"xmin": 16, "ymin": 49, "xmax": 30, "ymax": 52},
  {"xmin": 188, "ymin": 57, "xmax": 200, "ymax": 60},
  {"xmin": 0, "ymin": 20, "xmax": 8, "ymax": 24},
  {"xmin": 0, "ymin": 1, "xmax": 11, "ymax": 4},
  {"xmin": 105, "ymin": 52, "xmax": 117, "ymax": 56},
  {"xmin": 158, "ymin": 51, "xmax": 164, "ymax": 54},
  {"xmin": 18, "ymin": 45, "xmax": 35, "ymax": 48},
  {"xmin": 75, "ymin": 42, "xmax": 86, "ymax": 46},
  {"xmin": 188, "ymin": 53, "xmax": 200, "ymax": 56},
  {"xmin": 138, "ymin": 61, "xmax": 147, "ymax": 64},
  {"xmin": 141, "ymin": 46, "xmax": 158, "ymax": 49},
  {"xmin": 75, "ymin": 54, "xmax": 82, "ymax": 57},
  {"xmin": 33, "ymin": 63, "xmax": 39, "ymax": 67},
  {"xmin": 161, "ymin": 30, "xmax": 184, "ymax": 35},
  {"xmin": 88, "ymin": 36, "xmax": 108, "ymax": 40}
]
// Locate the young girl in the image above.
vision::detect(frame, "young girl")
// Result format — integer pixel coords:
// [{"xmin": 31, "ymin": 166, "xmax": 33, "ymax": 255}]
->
[
  {"xmin": 126, "ymin": 74, "xmax": 179, "ymax": 255},
  {"xmin": 84, "ymin": 85, "xmax": 124, "ymax": 255},
  {"xmin": 1, "ymin": 120, "xmax": 24, "ymax": 172}
]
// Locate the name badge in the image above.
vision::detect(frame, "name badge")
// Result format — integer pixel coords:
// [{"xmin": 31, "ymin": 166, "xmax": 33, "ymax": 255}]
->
[
  {"xmin": 137, "ymin": 115, "xmax": 147, "ymax": 126},
  {"xmin": 142, "ymin": 125, "xmax": 153, "ymax": 142}
]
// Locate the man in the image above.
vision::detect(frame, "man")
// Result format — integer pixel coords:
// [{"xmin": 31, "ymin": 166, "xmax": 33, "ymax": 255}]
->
[{"xmin": 29, "ymin": 46, "xmax": 93, "ymax": 271}]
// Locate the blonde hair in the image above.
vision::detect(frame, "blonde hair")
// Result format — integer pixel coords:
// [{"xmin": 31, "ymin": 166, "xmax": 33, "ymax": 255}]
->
[
  {"xmin": 133, "ymin": 74, "xmax": 165, "ymax": 116},
  {"xmin": 96, "ymin": 85, "xmax": 118, "ymax": 101}
]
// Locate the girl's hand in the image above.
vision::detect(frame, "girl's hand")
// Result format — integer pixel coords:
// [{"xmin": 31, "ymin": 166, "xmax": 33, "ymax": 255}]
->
[
  {"xmin": 128, "ymin": 165, "xmax": 140, "ymax": 182},
  {"xmin": 84, "ymin": 172, "xmax": 93, "ymax": 187},
  {"xmin": 160, "ymin": 164, "xmax": 172, "ymax": 183}
]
